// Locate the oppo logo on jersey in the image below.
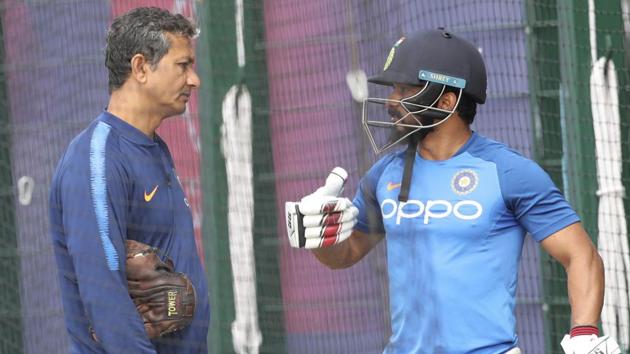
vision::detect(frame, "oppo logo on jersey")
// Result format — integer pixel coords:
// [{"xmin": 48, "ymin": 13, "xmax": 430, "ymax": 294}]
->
[{"xmin": 381, "ymin": 198, "xmax": 483, "ymax": 224}]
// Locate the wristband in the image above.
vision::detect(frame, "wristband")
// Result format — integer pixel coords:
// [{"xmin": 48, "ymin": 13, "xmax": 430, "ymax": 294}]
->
[{"xmin": 570, "ymin": 325, "xmax": 599, "ymax": 338}]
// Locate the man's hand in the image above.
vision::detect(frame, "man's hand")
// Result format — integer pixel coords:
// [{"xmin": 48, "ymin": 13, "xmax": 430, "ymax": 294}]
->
[
  {"xmin": 286, "ymin": 167, "xmax": 359, "ymax": 249},
  {"xmin": 561, "ymin": 331, "xmax": 621, "ymax": 354}
]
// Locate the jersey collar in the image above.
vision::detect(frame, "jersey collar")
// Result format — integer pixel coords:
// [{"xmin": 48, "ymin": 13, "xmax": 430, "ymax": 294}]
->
[
  {"xmin": 416, "ymin": 131, "xmax": 478, "ymax": 163},
  {"xmin": 453, "ymin": 130, "xmax": 477, "ymax": 157}
]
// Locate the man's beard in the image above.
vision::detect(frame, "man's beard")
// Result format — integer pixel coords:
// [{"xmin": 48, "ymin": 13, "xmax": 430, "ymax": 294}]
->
[{"xmin": 387, "ymin": 108, "xmax": 434, "ymax": 147}]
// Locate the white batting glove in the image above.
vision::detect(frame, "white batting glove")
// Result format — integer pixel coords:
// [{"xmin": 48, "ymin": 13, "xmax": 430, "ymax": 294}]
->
[
  {"xmin": 561, "ymin": 333, "xmax": 621, "ymax": 354},
  {"xmin": 286, "ymin": 167, "xmax": 359, "ymax": 249}
]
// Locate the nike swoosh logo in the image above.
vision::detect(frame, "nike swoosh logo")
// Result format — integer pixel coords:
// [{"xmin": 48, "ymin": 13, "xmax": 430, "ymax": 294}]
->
[
  {"xmin": 144, "ymin": 185, "xmax": 159, "ymax": 202},
  {"xmin": 387, "ymin": 182, "xmax": 401, "ymax": 191}
]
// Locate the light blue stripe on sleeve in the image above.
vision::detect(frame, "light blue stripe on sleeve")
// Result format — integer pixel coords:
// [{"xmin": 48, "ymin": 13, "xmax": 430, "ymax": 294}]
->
[{"xmin": 90, "ymin": 122, "xmax": 119, "ymax": 271}]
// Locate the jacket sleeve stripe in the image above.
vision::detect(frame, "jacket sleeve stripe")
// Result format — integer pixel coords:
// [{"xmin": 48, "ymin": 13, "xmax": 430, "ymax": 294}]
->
[{"xmin": 90, "ymin": 121, "xmax": 119, "ymax": 271}]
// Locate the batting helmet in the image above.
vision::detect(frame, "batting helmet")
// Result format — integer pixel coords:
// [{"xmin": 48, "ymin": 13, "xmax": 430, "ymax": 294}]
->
[{"xmin": 362, "ymin": 28, "xmax": 487, "ymax": 153}]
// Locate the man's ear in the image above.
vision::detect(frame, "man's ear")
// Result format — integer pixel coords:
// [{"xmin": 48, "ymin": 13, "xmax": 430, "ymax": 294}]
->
[
  {"xmin": 438, "ymin": 91, "xmax": 458, "ymax": 111},
  {"xmin": 130, "ymin": 54, "xmax": 150, "ymax": 84}
]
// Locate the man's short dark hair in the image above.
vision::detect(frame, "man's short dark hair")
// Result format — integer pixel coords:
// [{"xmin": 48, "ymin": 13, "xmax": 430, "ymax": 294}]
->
[
  {"xmin": 455, "ymin": 93, "xmax": 477, "ymax": 124},
  {"xmin": 444, "ymin": 87, "xmax": 477, "ymax": 124},
  {"xmin": 105, "ymin": 7, "xmax": 197, "ymax": 93}
]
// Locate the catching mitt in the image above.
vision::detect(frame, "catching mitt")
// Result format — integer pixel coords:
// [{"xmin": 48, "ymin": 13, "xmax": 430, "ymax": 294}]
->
[{"xmin": 125, "ymin": 239, "xmax": 196, "ymax": 338}]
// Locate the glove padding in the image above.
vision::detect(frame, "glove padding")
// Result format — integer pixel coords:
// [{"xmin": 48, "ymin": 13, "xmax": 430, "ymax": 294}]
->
[
  {"xmin": 125, "ymin": 239, "xmax": 196, "ymax": 338},
  {"xmin": 561, "ymin": 334, "xmax": 621, "ymax": 354},
  {"xmin": 286, "ymin": 167, "xmax": 359, "ymax": 249}
]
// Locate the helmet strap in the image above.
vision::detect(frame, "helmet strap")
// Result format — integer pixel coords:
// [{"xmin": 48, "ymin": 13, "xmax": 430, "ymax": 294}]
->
[{"xmin": 398, "ymin": 135, "xmax": 418, "ymax": 202}]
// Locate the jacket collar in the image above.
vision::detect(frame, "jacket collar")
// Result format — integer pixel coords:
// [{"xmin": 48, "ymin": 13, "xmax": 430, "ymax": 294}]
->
[{"xmin": 98, "ymin": 110, "xmax": 157, "ymax": 147}]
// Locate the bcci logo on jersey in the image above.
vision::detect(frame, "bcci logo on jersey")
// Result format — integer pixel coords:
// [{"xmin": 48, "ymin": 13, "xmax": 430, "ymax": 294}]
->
[{"xmin": 452, "ymin": 169, "xmax": 478, "ymax": 195}]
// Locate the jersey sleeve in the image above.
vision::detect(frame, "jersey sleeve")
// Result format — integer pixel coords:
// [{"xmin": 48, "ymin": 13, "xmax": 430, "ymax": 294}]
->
[
  {"xmin": 499, "ymin": 154, "xmax": 580, "ymax": 242},
  {"xmin": 353, "ymin": 155, "xmax": 396, "ymax": 234},
  {"xmin": 59, "ymin": 125, "xmax": 156, "ymax": 353}
]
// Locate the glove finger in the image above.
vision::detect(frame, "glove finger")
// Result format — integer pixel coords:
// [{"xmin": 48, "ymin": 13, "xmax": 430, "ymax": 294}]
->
[
  {"xmin": 323, "ymin": 228, "xmax": 352, "ymax": 247},
  {"xmin": 126, "ymin": 263, "xmax": 174, "ymax": 281},
  {"xmin": 298, "ymin": 197, "xmax": 353, "ymax": 215},
  {"xmin": 142, "ymin": 307, "xmax": 169, "ymax": 322},
  {"xmin": 302, "ymin": 206, "xmax": 359, "ymax": 227},
  {"xmin": 145, "ymin": 325, "xmax": 162, "ymax": 339},
  {"xmin": 303, "ymin": 229, "xmax": 353, "ymax": 249},
  {"xmin": 302, "ymin": 213, "xmax": 335, "ymax": 228},
  {"xmin": 336, "ymin": 227, "xmax": 353, "ymax": 244},
  {"xmin": 128, "ymin": 282, "xmax": 175, "ymax": 297},
  {"xmin": 303, "ymin": 219, "xmax": 357, "ymax": 239},
  {"xmin": 129, "ymin": 278, "xmax": 188, "ymax": 297},
  {"xmin": 130, "ymin": 285, "xmax": 186, "ymax": 300},
  {"xmin": 135, "ymin": 303, "xmax": 152, "ymax": 314},
  {"xmin": 131, "ymin": 289, "xmax": 171, "ymax": 303}
]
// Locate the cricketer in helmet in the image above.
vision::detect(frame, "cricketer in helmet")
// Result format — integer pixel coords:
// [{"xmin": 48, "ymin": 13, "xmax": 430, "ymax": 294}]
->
[{"xmin": 286, "ymin": 28, "xmax": 620, "ymax": 354}]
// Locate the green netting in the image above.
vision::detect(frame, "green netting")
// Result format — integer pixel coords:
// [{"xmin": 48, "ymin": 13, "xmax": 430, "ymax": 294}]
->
[
  {"xmin": 0, "ymin": 11, "xmax": 23, "ymax": 354},
  {"xmin": 527, "ymin": 1, "xmax": 630, "ymax": 353},
  {"xmin": 199, "ymin": 1, "xmax": 284, "ymax": 353}
]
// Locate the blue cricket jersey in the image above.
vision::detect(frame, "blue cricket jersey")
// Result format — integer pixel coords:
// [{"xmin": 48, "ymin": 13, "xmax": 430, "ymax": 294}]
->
[
  {"xmin": 49, "ymin": 111, "xmax": 210, "ymax": 353},
  {"xmin": 353, "ymin": 132, "xmax": 579, "ymax": 354}
]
